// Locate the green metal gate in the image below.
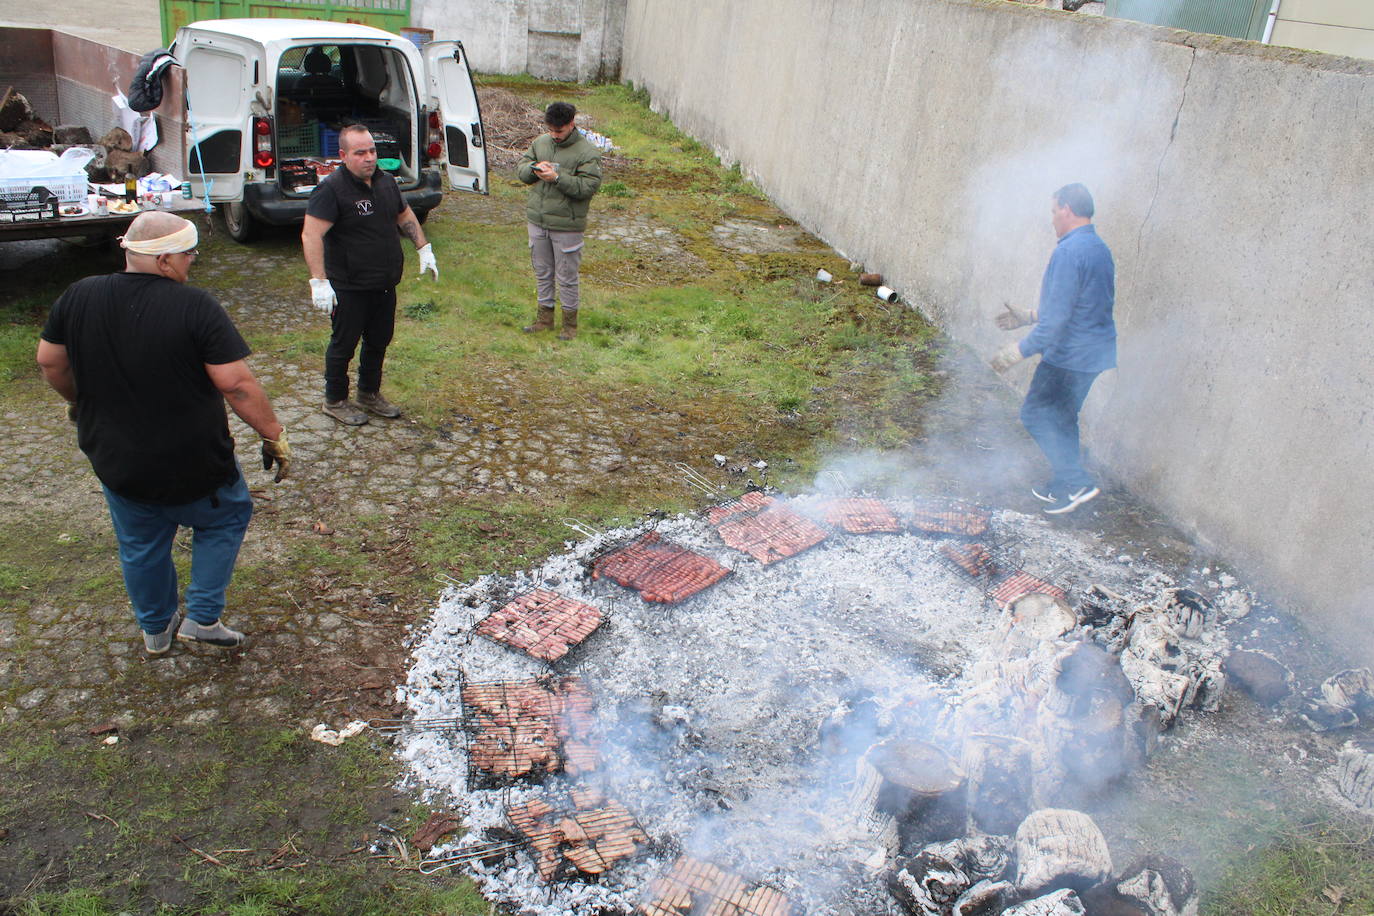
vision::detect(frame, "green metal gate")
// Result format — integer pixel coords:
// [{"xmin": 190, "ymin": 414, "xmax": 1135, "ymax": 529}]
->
[
  {"xmin": 1105, "ymin": 0, "xmax": 1272, "ymax": 40},
  {"xmin": 160, "ymin": 0, "xmax": 411, "ymax": 46}
]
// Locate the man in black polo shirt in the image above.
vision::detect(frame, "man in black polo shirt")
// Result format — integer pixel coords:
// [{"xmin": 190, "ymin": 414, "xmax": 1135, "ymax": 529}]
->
[{"xmin": 302, "ymin": 125, "xmax": 439, "ymax": 425}]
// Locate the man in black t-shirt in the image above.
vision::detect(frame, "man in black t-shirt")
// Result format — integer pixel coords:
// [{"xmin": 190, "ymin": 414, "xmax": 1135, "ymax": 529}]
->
[
  {"xmin": 302, "ymin": 125, "xmax": 439, "ymax": 426},
  {"xmin": 37, "ymin": 211, "xmax": 290, "ymax": 655}
]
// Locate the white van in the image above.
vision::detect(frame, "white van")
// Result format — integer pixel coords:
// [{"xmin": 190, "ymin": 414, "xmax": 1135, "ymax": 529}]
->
[{"xmin": 171, "ymin": 19, "xmax": 488, "ymax": 241}]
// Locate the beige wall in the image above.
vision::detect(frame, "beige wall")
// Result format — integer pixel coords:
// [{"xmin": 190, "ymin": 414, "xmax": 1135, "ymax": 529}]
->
[
  {"xmin": 1272, "ymin": 0, "xmax": 1374, "ymax": 59},
  {"xmin": 623, "ymin": 0, "xmax": 1374, "ymax": 662}
]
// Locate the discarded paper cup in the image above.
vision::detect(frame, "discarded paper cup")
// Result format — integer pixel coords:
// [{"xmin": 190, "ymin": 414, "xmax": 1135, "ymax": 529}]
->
[
  {"xmin": 816, "ymin": 269, "xmax": 833, "ymax": 283},
  {"xmin": 875, "ymin": 286, "xmax": 899, "ymax": 303}
]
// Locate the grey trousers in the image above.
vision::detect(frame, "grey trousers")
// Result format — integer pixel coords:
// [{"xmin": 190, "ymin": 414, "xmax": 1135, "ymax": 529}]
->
[{"xmin": 528, "ymin": 222, "xmax": 585, "ymax": 312}]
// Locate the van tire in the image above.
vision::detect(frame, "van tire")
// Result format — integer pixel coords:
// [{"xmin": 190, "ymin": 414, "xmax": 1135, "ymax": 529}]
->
[{"xmin": 220, "ymin": 201, "xmax": 258, "ymax": 243}]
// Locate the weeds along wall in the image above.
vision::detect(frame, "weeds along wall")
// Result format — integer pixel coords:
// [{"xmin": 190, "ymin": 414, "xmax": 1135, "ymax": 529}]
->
[{"xmin": 622, "ymin": 0, "xmax": 1374, "ymax": 661}]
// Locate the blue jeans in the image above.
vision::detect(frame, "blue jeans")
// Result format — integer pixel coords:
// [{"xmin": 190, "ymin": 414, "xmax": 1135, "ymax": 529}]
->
[
  {"xmin": 102, "ymin": 470, "xmax": 254, "ymax": 634},
  {"xmin": 1020, "ymin": 361, "xmax": 1101, "ymax": 491}
]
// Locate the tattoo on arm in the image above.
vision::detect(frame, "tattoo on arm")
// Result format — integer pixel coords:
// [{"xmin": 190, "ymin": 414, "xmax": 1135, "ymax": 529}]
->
[{"xmin": 399, "ymin": 219, "xmax": 421, "ymax": 245}]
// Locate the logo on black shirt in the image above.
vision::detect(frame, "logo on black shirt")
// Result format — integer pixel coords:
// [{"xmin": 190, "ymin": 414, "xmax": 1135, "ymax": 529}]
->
[{"xmin": 355, "ymin": 200, "xmax": 374, "ymax": 216}]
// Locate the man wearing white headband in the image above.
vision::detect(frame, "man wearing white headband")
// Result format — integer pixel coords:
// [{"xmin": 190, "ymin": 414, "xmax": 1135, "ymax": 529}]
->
[{"xmin": 36, "ymin": 211, "xmax": 291, "ymax": 655}]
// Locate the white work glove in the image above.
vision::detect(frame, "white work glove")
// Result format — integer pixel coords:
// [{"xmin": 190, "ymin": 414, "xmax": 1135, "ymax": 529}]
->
[
  {"xmin": 995, "ymin": 302, "xmax": 1037, "ymax": 330},
  {"xmin": 417, "ymin": 243, "xmax": 439, "ymax": 280},
  {"xmin": 309, "ymin": 278, "xmax": 336, "ymax": 314},
  {"xmin": 990, "ymin": 342, "xmax": 1026, "ymax": 373}
]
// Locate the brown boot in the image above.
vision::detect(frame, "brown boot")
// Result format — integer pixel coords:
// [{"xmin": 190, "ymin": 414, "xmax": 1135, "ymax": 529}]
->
[
  {"xmin": 558, "ymin": 309, "xmax": 578, "ymax": 340},
  {"xmin": 523, "ymin": 306, "xmax": 555, "ymax": 333}
]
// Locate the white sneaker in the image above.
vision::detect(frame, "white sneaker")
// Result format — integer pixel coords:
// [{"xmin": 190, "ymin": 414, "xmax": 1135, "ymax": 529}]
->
[
  {"xmin": 1044, "ymin": 486, "xmax": 1100, "ymax": 515},
  {"xmin": 177, "ymin": 618, "xmax": 246, "ymax": 648}
]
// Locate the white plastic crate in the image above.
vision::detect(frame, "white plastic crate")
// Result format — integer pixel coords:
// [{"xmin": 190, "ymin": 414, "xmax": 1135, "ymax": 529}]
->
[{"xmin": 0, "ymin": 173, "xmax": 88, "ymax": 204}]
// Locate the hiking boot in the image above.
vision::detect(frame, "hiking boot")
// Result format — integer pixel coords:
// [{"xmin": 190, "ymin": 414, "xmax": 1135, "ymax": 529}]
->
[
  {"xmin": 357, "ymin": 390, "xmax": 401, "ymax": 419},
  {"xmin": 144, "ymin": 611, "xmax": 181, "ymax": 656},
  {"xmin": 557, "ymin": 309, "xmax": 578, "ymax": 341},
  {"xmin": 323, "ymin": 399, "xmax": 369, "ymax": 426},
  {"xmin": 1044, "ymin": 485, "xmax": 1100, "ymax": 516},
  {"xmin": 523, "ymin": 306, "xmax": 555, "ymax": 333},
  {"xmin": 177, "ymin": 618, "xmax": 246, "ymax": 648}
]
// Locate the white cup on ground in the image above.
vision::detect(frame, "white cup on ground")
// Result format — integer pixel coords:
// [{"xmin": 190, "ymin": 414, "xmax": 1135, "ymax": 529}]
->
[
  {"xmin": 876, "ymin": 285, "xmax": 898, "ymax": 303},
  {"xmin": 816, "ymin": 269, "xmax": 833, "ymax": 283}
]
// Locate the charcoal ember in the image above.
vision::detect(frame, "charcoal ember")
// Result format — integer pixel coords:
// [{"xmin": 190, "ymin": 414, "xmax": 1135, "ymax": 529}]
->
[
  {"xmin": 1162, "ymin": 588, "xmax": 1210, "ymax": 639},
  {"xmin": 1222, "ymin": 649, "xmax": 1292, "ymax": 706},
  {"xmin": 1337, "ymin": 739, "xmax": 1374, "ymax": 810},
  {"xmin": 98, "ymin": 126, "xmax": 133, "ymax": 151},
  {"xmin": 1321, "ymin": 667, "xmax": 1374, "ymax": 715},
  {"xmin": 888, "ymin": 849, "xmax": 970, "ymax": 915},
  {"xmin": 1114, "ymin": 855, "xmax": 1199, "ymax": 916},
  {"xmin": 952, "ymin": 879, "xmax": 1015, "ymax": 916},
  {"xmin": 1013, "ymin": 809, "xmax": 1112, "ymax": 896},
  {"xmin": 1076, "ymin": 887, "xmax": 1150, "ymax": 915},
  {"xmin": 962, "ymin": 736, "xmax": 1032, "ymax": 835},
  {"xmin": 1002, "ymin": 889, "xmax": 1085, "ymax": 916},
  {"xmin": 925, "ymin": 835, "xmax": 1012, "ymax": 882},
  {"xmin": 1299, "ymin": 695, "xmax": 1359, "ymax": 732},
  {"xmin": 53, "ymin": 124, "xmax": 94, "ymax": 145}
]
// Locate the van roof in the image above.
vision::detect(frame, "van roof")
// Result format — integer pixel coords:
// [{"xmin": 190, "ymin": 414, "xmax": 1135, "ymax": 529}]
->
[{"xmin": 183, "ymin": 18, "xmax": 403, "ymax": 43}]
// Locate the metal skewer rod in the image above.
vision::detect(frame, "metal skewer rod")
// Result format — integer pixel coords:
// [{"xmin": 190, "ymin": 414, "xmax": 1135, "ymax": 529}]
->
[
  {"xmin": 562, "ymin": 518, "xmax": 604, "ymax": 540},
  {"xmin": 673, "ymin": 462, "xmax": 726, "ymax": 498},
  {"xmin": 417, "ymin": 842, "xmax": 526, "ymax": 874},
  {"xmin": 368, "ymin": 716, "xmax": 462, "ymax": 736}
]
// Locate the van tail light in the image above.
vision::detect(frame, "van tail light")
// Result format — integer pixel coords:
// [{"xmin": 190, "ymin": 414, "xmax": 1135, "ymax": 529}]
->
[
  {"xmin": 253, "ymin": 116, "xmax": 275, "ymax": 170},
  {"xmin": 426, "ymin": 107, "xmax": 444, "ymax": 165}
]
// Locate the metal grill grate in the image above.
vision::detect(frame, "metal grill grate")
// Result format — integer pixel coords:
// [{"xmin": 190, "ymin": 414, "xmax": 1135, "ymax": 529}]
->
[
  {"xmin": 591, "ymin": 531, "xmax": 731, "ymax": 604},
  {"xmin": 458, "ymin": 675, "xmax": 599, "ymax": 789},
  {"xmin": 638, "ymin": 856, "xmax": 800, "ymax": 916},
  {"xmin": 506, "ymin": 788, "xmax": 651, "ymax": 883},
  {"xmin": 708, "ymin": 493, "xmax": 828, "ymax": 565},
  {"xmin": 475, "ymin": 588, "xmax": 607, "ymax": 666}
]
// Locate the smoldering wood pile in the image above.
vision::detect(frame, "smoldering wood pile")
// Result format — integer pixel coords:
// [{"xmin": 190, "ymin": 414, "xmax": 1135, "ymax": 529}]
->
[
  {"xmin": 821, "ymin": 584, "xmax": 1224, "ymax": 915},
  {"xmin": 0, "ymin": 87, "xmax": 149, "ymax": 181}
]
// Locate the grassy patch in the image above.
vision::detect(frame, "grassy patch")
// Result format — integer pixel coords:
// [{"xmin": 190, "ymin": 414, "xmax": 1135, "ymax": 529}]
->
[{"xmin": 1204, "ymin": 818, "xmax": 1374, "ymax": 915}]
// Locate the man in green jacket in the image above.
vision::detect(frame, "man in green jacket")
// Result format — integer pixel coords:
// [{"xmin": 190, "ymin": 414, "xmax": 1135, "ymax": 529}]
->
[{"xmin": 517, "ymin": 102, "xmax": 603, "ymax": 340}]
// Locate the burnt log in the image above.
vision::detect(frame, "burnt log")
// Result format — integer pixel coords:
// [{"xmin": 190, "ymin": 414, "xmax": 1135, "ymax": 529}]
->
[
  {"xmin": 105, "ymin": 149, "xmax": 150, "ymax": 180},
  {"xmin": 1299, "ymin": 696, "xmax": 1359, "ymax": 732},
  {"xmin": 14, "ymin": 118, "xmax": 53, "ymax": 147},
  {"xmin": 889, "ymin": 849, "xmax": 969, "ymax": 916},
  {"xmin": 952, "ymin": 879, "xmax": 1015, "ymax": 916},
  {"xmin": 1114, "ymin": 855, "xmax": 1199, "ymax": 916},
  {"xmin": 926, "ymin": 835, "xmax": 1013, "ymax": 882},
  {"xmin": 1222, "ymin": 650, "xmax": 1292, "ymax": 706},
  {"xmin": 1013, "ymin": 809, "xmax": 1112, "ymax": 896},
  {"xmin": 1322, "ymin": 667, "xmax": 1374, "ymax": 716},
  {"xmin": 1035, "ymin": 643, "xmax": 1141, "ymax": 804},
  {"xmin": 869, "ymin": 738, "xmax": 967, "ymax": 848},
  {"xmin": 1337, "ymin": 739, "xmax": 1374, "ymax": 810},
  {"xmin": 0, "ymin": 130, "xmax": 39, "ymax": 150},
  {"xmin": 0, "ymin": 87, "xmax": 35, "ymax": 132},
  {"xmin": 1161, "ymin": 589, "xmax": 1209, "ymax": 639},
  {"xmin": 962, "ymin": 735, "xmax": 1033, "ymax": 835},
  {"xmin": 54, "ymin": 124, "xmax": 94, "ymax": 145},
  {"xmin": 98, "ymin": 127, "xmax": 134, "ymax": 152},
  {"xmin": 1003, "ymin": 889, "xmax": 1085, "ymax": 915}
]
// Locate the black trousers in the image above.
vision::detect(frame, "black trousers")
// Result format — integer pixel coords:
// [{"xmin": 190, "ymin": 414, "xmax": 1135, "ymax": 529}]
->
[{"xmin": 325, "ymin": 287, "xmax": 396, "ymax": 402}]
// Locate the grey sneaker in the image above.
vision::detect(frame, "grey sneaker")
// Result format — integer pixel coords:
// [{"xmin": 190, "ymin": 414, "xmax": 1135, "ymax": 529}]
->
[
  {"xmin": 357, "ymin": 390, "xmax": 401, "ymax": 418},
  {"xmin": 323, "ymin": 399, "xmax": 369, "ymax": 426},
  {"xmin": 177, "ymin": 618, "xmax": 246, "ymax": 648},
  {"xmin": 144, "ymin": 611, "xmax": 181, "ymax": 656}
]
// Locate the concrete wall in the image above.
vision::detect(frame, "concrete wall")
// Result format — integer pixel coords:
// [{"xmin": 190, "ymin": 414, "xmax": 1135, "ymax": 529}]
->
[
  {"xmin": 1272, "ymin": 0, "xmax": 1374, "ymax": 59},
  {"xmin": 411, "ymin": 0, "xmax": 626, "ymax": 81},
  {"xmin": 622, "ymin": 0, "xmax": 1374, "ymax": 661}
]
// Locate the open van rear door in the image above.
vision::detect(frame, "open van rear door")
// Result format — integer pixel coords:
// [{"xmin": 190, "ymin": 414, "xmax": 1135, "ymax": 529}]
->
[
  {"xmin": 178, "ymin": 36, "xmax": 254, "ymax": 201},
  {"xmin": 422, "ymin": 40, "xmax": 488, "ymax": 194}
]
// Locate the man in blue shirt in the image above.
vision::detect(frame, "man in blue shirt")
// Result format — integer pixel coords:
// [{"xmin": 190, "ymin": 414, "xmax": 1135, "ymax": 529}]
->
[{"xmin": 991, "ymin": 183, "xmax": 1116, "ymax": 515}]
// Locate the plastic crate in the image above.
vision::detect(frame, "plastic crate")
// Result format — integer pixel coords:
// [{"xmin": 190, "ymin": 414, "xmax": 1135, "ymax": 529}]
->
[
  {"xmin": 276, "ymin": 121, "xmax": 320, "ymax": 159},
  {"xmin": 320, "ymin": 126, "xmax": 341, "ymax": 158},
  {"xmin": 0, "ymin": 173, "xmax": 87, "ymax": 204},
  {"xmin": 321, "ymin": 123, "xmax": 405, "ymax": 160}
]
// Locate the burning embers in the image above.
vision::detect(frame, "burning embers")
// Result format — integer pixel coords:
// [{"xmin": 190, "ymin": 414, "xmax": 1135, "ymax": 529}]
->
[
  {"xmin": 709, "ymin": 492, "xmax": 829, "ymax": 565},
  {"xmin": 640, "ymin": 856, "xmax": 797, "ymax": 916},
  {"xmin": 593, "ymin": 531, "xmax": 732, "ymax": 603},
  {"xmin": 460, "ymin": 676, "xmax": 598, "ymax": 784},
  {"xmin": 507, "ymin": 787, "xmax": 650, "ymax": 881},
  {"xmin": 476, "ymin": 588, "xmax": 605, "ymax": 664}
]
